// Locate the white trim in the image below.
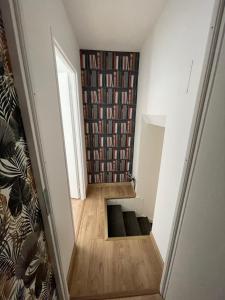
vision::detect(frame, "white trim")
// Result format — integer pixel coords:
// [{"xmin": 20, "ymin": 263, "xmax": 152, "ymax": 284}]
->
[
  {"xmin": 52, "ymin": 36, "xmax": 86, "ymax": 200},
  {"xmin": 51, "ymin": 37, "xmax": 80, "ymax": 239},
  {"xmin": 51, "ymin": 42, "xmax": 77, "ymax": 246}
]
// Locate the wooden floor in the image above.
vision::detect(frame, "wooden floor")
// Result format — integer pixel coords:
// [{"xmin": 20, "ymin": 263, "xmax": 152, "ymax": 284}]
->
[
  {"xmin": 105, "ymin": 295, "xmax": 163, "ymax": 300},
  {"xmin": 69, "ymin": 184, "xmax": 163, "ymax": 299},
  {"xmin": 71, "ymin": 198, "xmax": 85, "ymax": 239}
]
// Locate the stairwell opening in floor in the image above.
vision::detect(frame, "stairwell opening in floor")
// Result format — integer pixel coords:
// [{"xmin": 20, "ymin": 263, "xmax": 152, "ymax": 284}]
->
[
  {"xmin": 69, "ymin": 184, "xmax": 163, "ymax": 299},
  {"xmin": 106, "ymin": 116, "xmax": 165, "ymax": 239},
  {"xmin": 106, "ymin": 197, "xmax": 152, "ymax": 238}
]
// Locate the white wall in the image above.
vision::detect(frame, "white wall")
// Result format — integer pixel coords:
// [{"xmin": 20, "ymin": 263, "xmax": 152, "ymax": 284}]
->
[
  {"xmin": 19, "ymin": 0, "xmax": 87, "ymax": 281},
  {"xmin": 136, "ymin": 122, "xmax": 165, "ymax": 221},
  {"xmin": 166, "ymin": 17, "xmax": 225, "ymax": 299},
  {"xmin": 133, "ymin": 0, "xmax": 216, "ymax": 260}
]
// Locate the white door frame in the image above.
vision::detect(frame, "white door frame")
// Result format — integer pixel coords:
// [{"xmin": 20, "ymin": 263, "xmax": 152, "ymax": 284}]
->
[
  {"xmin": 52, "ymin": 37, "xmax": 86, "ymax": 201},
  {"xmin": 160, "ymin": 0, "xmax": 225, "ymax": 297},
  {"xmin": 56, "ymin": 70, "xmax": 80, "ymax": 198},
  {"xmin": 53, "ymin": 40, "xmax": 81, "ymax": 199}
]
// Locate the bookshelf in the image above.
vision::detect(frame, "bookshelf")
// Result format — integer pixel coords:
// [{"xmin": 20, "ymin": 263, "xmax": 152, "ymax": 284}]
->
[{"xmin": 80, "ymin": 50, "xmax": 139, "ymax": 183}]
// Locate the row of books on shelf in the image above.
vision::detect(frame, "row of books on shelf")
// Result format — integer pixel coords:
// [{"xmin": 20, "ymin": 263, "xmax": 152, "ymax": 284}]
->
[
  {"xmin": 87, "ymin": 160, "xmax": 131, "ymax": 173},
  {"xmin": 85, "ymin": 136, "xmax": 133, "ymax": 149},
  {"xmin": 86, "ymin": 147, "xmax": 132, "ymax": 160},
  {"xmin": 83, "ymin": 105, "xmax": 134, "ymax": 120},
  {"xmin": 80, "ymin": 51, "xmax": 139, "ymax": 71},
  {"xmin": 81, "ymin": 70, "xmax": 137, "ymax": 89},
  {"xmin": 88, "ymin": 172, "xmax": 131, "ymax": 184},
  {"xmin": 82, "ymin": 89, "xmax": 136, "ymax": 105},
  {"xmin": 85, "ymin": 121, "xmax": 134, "ymax": 135}
]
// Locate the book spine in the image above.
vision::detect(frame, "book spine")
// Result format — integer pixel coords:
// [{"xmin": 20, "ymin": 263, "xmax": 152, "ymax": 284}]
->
[{"xmin": 81, "ymin": 51, "xmax": 139, "ymax": 183}]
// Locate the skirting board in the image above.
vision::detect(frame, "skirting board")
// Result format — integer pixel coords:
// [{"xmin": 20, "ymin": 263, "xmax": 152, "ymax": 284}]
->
[
  {"xmin": 67, "ymin": 199, "xmax": 85, "ymax": 288},
  {"xmin": 70, "ymin": 288, "xmax": 160, "ymax": 300},
  {"xmin": 67, "ymin": 243, "xmax": 77, "ymax": 289},
  {"xmin": 150, "ymin": 233, "xmax": 164, "ymax": 272},
  {"xmin": 104, "ymin": 294, "xmax": 163, "ymax": 300}
]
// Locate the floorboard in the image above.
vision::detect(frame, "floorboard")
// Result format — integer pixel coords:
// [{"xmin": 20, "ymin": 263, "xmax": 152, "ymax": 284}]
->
[
  {"xmin": 104, "ymin": 295, "xmax": 163, "ymax": 300},
  {"xmin": 69, "ymin": 184, "xmax": 163, "ymax": 299},
  {"xmin": 71, "ymin": 198, "xmax": 85, "ymax": 239}
]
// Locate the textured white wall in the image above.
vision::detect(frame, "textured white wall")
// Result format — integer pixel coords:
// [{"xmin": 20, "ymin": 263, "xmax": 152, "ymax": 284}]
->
[
  {"xmin": 19, "ymin": 0, "xmax": 87, "ymax": 281},
  {"xmin": 133, "ymin": 0, "xmax": 216, "ymax": 260}
]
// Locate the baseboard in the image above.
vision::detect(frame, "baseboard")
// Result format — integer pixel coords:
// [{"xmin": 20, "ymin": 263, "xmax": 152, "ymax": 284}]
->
[
  {"xmin": 67, "ymin": 199, "xmax": 86, "ymax": 288},
  {"xmin": 67, "ymin": 243, "xmax": 77, "ymax": 289},
  {"xmin": 150, "ymin": 233, "xmax": 164, "ymax": 271},
  {"xmin": 70, "ymin": 288, "xmax": 160, "ymax": 300}
]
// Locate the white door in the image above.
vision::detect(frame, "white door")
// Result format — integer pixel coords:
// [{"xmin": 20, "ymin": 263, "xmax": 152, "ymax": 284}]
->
[
  {"xmin": 55, "ymin": 49, "xmax": 80, "ymax": 199},
  {"xmin": 165, "ymin": 11, "xmax": 225, "ymax": 300}
]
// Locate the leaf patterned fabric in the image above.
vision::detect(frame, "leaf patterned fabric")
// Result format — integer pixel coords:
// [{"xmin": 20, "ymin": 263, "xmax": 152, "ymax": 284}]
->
[{"xmin": 0, "ymin": 12, "xmax": 56, "ymax": 299}]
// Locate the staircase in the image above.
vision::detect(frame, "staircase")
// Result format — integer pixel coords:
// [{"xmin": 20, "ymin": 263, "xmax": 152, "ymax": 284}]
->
[{"xmin": 107, "ymin": 205, "xmax": 152, "ymax": 237}]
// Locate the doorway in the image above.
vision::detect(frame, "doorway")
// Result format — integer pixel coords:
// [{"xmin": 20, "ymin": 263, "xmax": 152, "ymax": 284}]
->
[
  {"xmin": 54, "ymin": 45, "xmax": 80, "ymax": 199},
  {"xmin": 54, "ymin": 42, "xmax": 85, "ymax": 242}
]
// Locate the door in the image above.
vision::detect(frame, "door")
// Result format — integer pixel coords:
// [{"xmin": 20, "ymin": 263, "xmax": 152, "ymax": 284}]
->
[
  {"xmin": 165, "ymin": 6, "xmax": 225, "ymax": 300},
  {"xmin": 55, "ymin": 46, "xmax": 80, "ymax": 199}
]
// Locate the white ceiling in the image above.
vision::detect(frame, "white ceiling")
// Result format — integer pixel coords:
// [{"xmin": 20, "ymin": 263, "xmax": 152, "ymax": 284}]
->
[{"xmin": 63, "ymin": 0, "xmax": 166, "ymax": 51}]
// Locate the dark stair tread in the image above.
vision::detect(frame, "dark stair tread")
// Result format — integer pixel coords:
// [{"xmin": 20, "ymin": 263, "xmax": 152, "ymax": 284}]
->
[
  {"xmin": 107, "ymin": 205, "xmax": 126, "ymax": 237},
  {"xmin": 137, "ymin": 217, "xmax": 152, "ymax": 235},
  {"xmin": 123, "ymin": 211, "xmax": 142, "ymax": 236}
]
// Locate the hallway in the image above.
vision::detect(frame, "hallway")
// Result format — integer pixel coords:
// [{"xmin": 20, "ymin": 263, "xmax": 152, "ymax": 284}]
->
[
  {"xmin": 1, "ymin": 1, "xmax": 223, "ymax": 299},
  {"xmin": 69, "ymin": 184, "xmax": 163, "ymax": 299}
]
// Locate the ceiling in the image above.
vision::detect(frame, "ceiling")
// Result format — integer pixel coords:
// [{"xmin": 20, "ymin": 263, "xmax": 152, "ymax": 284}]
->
[{"xmin": 63, "ymin": 0, "xmax": 166, "ymax": 51}]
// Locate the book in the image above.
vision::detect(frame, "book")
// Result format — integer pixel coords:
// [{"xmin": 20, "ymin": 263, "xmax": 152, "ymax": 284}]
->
[{"xmin": 80, "ymin": 50, "xmax": 139, "ymax": 183}]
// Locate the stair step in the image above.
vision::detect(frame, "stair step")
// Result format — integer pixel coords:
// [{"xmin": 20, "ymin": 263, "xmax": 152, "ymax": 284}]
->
[
  {"xmin": 123, "ymin": 211, "xmax": 142, "ymax": 236},
  {"xmin": 137, "ymin": 217, "xmax": 152, "ymax": 235},
  {"xmin": 107, "ymin": 205, "xmax": 126, "ymax": 237}
]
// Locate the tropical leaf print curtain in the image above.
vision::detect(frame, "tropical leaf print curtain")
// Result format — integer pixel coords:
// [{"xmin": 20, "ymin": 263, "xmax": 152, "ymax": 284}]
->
[{"xmin": 0, "ymin": 12, "xmax": 56, "ymax": 299}]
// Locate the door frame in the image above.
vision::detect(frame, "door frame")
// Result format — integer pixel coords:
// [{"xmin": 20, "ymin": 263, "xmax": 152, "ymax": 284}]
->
[
  {"xmin": 53, "ymin": 38, "xmax": 83, "ymax": 200},
  {"xmin": 52, "ymin": 37, "xmax": 87, "ymax": 201},
  {"xmin": 160, "ymin": 0, "xmax": 225, "ymax": 297}
]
